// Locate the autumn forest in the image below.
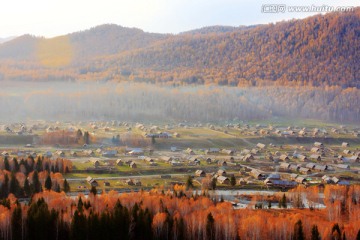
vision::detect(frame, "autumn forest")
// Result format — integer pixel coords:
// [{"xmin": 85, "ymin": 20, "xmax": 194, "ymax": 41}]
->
[{"xmin": 0, "ymin": 185, "xmax": 359, "ymax": 240}]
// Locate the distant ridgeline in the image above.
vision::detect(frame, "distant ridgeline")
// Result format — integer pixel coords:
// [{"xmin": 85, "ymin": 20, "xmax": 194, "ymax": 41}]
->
[{"xmin": 0, "ymin": 8, "xmax": 359, "ymax": 87}]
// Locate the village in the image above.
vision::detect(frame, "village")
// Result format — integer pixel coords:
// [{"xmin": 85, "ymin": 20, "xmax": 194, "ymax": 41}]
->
[{"xmin": 0, "ymin": 120, "xmax": 359, "ymax": 195}]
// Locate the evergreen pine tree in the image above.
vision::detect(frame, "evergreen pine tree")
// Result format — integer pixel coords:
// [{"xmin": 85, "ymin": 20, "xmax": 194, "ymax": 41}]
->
[
  {"xmin": 45, "ymin": 175, "xmax": 52, "ymax": 191},
  {"xmin": 311, "ymin": 225, "xmax": 321, "ymax": 240},
  {"xmin": 35, "ymin": 158, "xmax": 43, "ymax": 172},
  {"xmin": 24, "ymin": 177, "xmax": 31, "ymax": 197},
  {"xmin": 9, "ymin": 172, "xmax": 21, "ymax": 197},
  {"xmin": 206, "ymin": 213, "xmax": 215, "ymax": 240},
  {"xmin": 77, "ymin": 197, "xmax": 84, "ymax": 213},
  {"xmin": 293, "ymin": 220, "xmax": 304, "ymax": 240},
  {"xmin": 281, "ymin": 194, "xmax": 287, "ymax": 208},
  {"xmin": 11, "ymin": 205, "xmax": 22, "ymax": 240},
  {"xmin": 211, "ymin": 177, "xmax": 217, "ymax": 190},
  {"xmin": 63, "ymin": 179, "xmax": 70, "ymax": 193},
  {"xmin": 4, "ymin": 156, "xmax": 10, "ymax": 171},
  {"xmin": 27, "ymin": 198, "xmax": 57, "ymax": 240},
  {"xmin": 70, "ymin": 210, "xmax": 87, "ymax": 240},
  {"xmin": 88, "ymin": 212, "xmax": 101, "ymax": 240},
  {"xmin": 12, "ymin": 158, "xmax": 19, "ymax": 172},
  {"xmin": 1, "ymin": 174, "xmax": 9, "ymax": 198},
  {"xmin": 32, "ymin": 170, "xmax": 42, "ymax": 193}
]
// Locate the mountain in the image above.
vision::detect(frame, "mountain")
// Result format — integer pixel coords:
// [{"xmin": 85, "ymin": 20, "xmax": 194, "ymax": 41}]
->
[
  {"xmin": 0, "ymin": 36, "xmax": 17, "ymax": 44},
  {"xmin": 107, "ymin": 9, "xmax": 360, "ymax": 88},
  {"xmin": 0, "ymin": 35, "xmax": 38, "ymax": 59},
  {"xmin": 68, "ymin": 24, "xmax": 168, "ymax": 60},
  {"xmin": 0, "ymin": 9, "xmax": 359, "ymax": 87},
  {"xmin": 0, "ymin": 24, "xmax": 167, "ymax": 60},
  {"xmin": 179, "ymin": 25, "xmax": 251, "ymax": 35}
]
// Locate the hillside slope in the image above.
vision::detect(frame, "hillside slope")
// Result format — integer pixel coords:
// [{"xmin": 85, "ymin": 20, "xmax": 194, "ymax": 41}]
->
[
  {"xmin": 108, "ymin": 9, "xmax": 360, "ymax": 87},
  {"xmin": 0, "ymin": 9, "xmax": 359, "ymax": 87}
]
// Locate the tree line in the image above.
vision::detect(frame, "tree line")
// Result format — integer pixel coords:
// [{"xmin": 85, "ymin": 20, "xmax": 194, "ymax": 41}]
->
[{"xmin": 0, "ymin": 156, "xmax": 71, "ymax": 198}]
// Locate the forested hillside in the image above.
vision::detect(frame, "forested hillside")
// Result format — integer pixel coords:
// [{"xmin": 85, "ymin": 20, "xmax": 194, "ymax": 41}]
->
[
  {"xmin": 110, "ymin": 8, "xmax": 360, "ymax": 87},
  {"xmin": 0, "ymin": 24, "xmax": 166, "ymax": 61},
  {"xmin": 0, "ymin": 9, "xmax": 359, "ymax": 87}
]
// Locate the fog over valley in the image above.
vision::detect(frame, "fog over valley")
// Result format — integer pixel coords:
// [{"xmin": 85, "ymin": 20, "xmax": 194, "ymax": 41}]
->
[{"xmin": 1, "ymin": 81, "xmax": 359, "ymax": 123}]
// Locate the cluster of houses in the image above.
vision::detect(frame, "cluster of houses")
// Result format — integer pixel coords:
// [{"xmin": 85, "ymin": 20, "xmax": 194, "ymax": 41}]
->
[
  {"xmin": 280, "ymin": 162, "xmax": 329, "ymax": 174},
  {"xmin": 322, "ymin": 175, "xmax": 350, "ymax": 186},
  {"xmin": 250, "ymin": 169, "xmax": 299, "ymax": 188},
  {"xmin": 235, "ymin": 124, "xmax": 360, "ymax": 138},
  {"xmin": 195, "ymin": 169, "xmax": 231, "ymax": 185}
]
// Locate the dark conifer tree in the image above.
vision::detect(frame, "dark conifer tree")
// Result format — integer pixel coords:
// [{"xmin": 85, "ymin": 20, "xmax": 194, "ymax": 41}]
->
[
  {"xmin": 63, "ymin": 179, "xmax": 70, "ymax": 193},
  {"xmin": 12, "ymin": 158, "xmax": 19, "ymax": 172},
  {"xmin": 4, "ymin": 156, "xmax": 10, "ymax": 171},
  {"xmin": 27, "ymin": 198, "xmax": 57, "ymax": 240},
  {"xmin": 9, "ymin": 172, "xmax": 21, "ymax": 197},
  {"xmin": 24, "ymin": 177, "xmax": 31, "ymax": 197},
  {"xmin": 1, "ymin": 174, "xmax": 9, "ymax": 198},
  {"xmin": 70, "ymin": 209, "xmax": 87, "ymax": 240},
  {"xmin": 206, "ymin": 213, "xmax": 215, "ymax": 240},
  {"xmin": 45, "ymin": 175, "xmax": 52, "ymax": 191},
  {"xmin": 311, "ymin": 225, "xmax": 321, "ymax": 240},
  {"xmin": 11, "ymin": 205, "xmax": 22, "ymax": 240},
  {"xmin": 31, "ymin": 170, "xmax": 42, "ymax": 193},
  {"xmin": 35, "ymin": 157, "xmax": 43, "ymax": 172},
  {"xmin": 293, "ymin": 220, "xmax": 304, "ymax": 240}
]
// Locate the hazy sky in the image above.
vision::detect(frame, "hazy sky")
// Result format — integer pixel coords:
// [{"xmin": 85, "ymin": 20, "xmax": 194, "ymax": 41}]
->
[{"xmin": 0, "ymin": 0, "xmax": 359, "ymax": 38}]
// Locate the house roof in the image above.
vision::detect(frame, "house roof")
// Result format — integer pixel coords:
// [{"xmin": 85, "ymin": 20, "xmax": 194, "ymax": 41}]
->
[
  {"xmin": 295, "ymin": 177, "xmax": 307, "ymax": 183},
  {"xmin": 306, "ymin": 163, "xmax": 316, "ymax": 169},
  {"xmin": 264, "ymin": 179, "xmax": 297, "ymax": 187},
  {"xmin": 195, "ymin": 170, "xmax": 205, "ymax": 175},
  {"xmin": 314, "ymin": 165, "xmax": 327, "ymax": 171},
  {"xmin": 217, "ymin": 176, "xmax": 229, "ymax": 182},
  {"xmin": 267, "ymin": 173, "xmax": 280, "ymax": 180},
  {"xmin": 280, "ymin": 163, "xmax": 291, "ymax": 168},
  {"xmin": 299, "ymin": 167, "xmax": 311, "ymax": 173},
  {"xmin": 337, "ymin": 164, "xmax": 350, "ymax": 169},
  {"xmin": 256, "ymin": 143, "xmax": 266, "ymax": 149},
  {"xmin": 310, "ymin": 154, "xmax": 321, "ymax": 159}
]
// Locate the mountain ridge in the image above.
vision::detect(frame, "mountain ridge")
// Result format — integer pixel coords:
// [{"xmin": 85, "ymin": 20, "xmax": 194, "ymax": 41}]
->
[{"xmin": 0, "ymin": 8, "xmax": 359, "ymax": 87}]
